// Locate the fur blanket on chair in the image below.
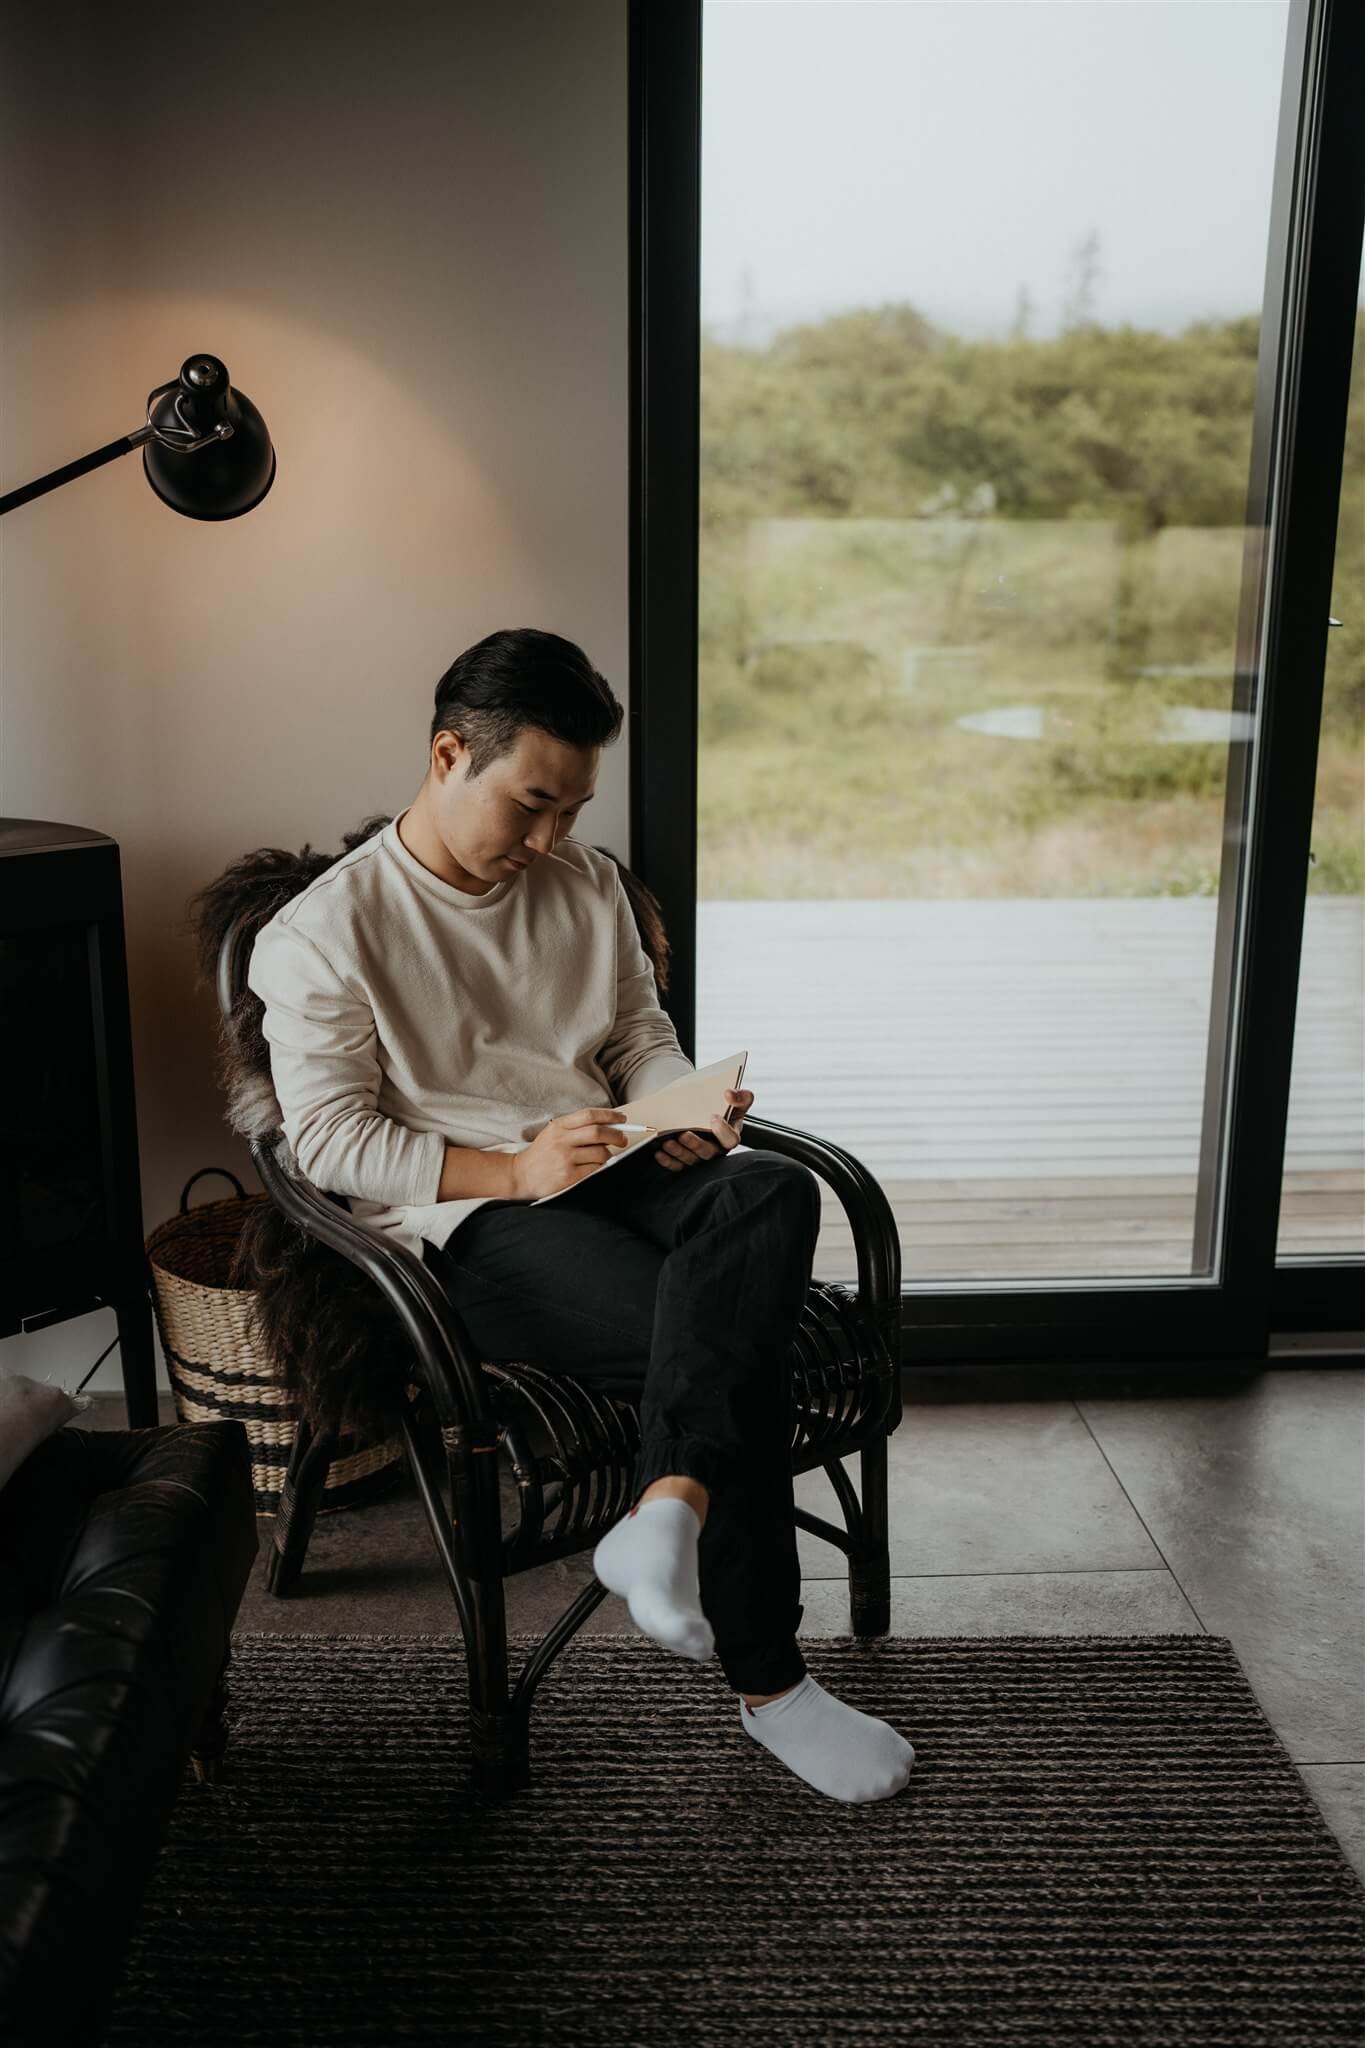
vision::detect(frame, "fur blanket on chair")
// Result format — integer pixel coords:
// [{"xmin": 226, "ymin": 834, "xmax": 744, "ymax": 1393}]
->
[{"xmin": 185, "ymin": 815, "xmax": 674, "ymax": 1446}]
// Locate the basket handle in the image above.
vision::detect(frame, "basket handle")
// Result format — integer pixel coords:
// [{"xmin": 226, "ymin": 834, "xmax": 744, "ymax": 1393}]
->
[{"xmin": 179, "ymin": 1166, "xmax": 249, "ymax": 1213}]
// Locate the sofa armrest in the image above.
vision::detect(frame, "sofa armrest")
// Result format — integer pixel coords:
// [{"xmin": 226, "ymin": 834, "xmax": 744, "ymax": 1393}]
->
[{"xmin": 0, "ymin": 1421, "xmax": 257, "ymax": 2048}]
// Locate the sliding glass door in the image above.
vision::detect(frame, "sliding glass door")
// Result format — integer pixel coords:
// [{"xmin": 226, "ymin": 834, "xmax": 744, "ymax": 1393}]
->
[
  {"xmin": 630, "ymin": 0, "xmax": 1364, "ymax": 1360},
  {"xmin": 1278, "ymin": 232, "xmax": 1363, "ymax": 1267}
]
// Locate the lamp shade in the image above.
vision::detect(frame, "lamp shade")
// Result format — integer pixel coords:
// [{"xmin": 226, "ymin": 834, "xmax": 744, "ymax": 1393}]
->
[{"xmin": 142, "ymin": 354, "xmax": 276, "ymax": 520}]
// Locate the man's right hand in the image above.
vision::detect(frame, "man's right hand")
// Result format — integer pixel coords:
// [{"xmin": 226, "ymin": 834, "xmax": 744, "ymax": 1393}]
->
[{"xmin": 509, "ymin": 1107, "xmax": 642, "ymax": 1202}]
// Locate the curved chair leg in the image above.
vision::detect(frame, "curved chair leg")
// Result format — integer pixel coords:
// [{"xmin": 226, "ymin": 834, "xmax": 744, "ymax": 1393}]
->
[
  {"xmin": 266, "ymin": 1415, "xmax": 335, "ymax": 1597},
  {"xmin": 849, "ymin": 1435, "xmax": 891, "ymax": 1636},
  {"xmin": 399, "ymin": 1388, "xmax": 530, "ymax": 1800},
  {"xmin": 510, "ymin": 1571, "xmax": 613, "ymax": 1726},
  {"xmin": 468, "ymin": 1575, "xmax": 530, "ymax": 1801},
  {"xmin": 190, "ymin": 1645, "xmax": 232, "ymax": 1785},
  {"xmin": 462, "ymin": 1418, "xmax": 532, "ymax": 1800}
]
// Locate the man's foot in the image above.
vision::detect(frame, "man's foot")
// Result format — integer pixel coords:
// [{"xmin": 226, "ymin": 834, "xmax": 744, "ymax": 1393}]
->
[
  {"xmin": 638, "ymin": 1476, "xmax": 709, "ymax": 1528},
  {"xmin": 742, "ymin": 1683, "xmax": 800, "ymax": 1708},
  {"xmin": 593, "ymin": 1497, "xmax": 715, "ymax": 1662},
  {"xmin": 740, "ymin": 1673, "xmax": 915, "ymax": 1801}
]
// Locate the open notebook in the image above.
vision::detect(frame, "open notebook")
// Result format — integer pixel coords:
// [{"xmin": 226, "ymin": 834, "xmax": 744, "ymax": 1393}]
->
[{"xmin": 531, "ymin": 1051, "xmax": 749, "ymax": 1205}]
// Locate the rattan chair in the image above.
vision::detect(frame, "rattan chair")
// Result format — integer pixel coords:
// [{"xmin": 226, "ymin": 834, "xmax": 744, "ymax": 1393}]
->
[{"xmin": 217, "ymin": 910, "xmax": 903, "ymax": 1798}]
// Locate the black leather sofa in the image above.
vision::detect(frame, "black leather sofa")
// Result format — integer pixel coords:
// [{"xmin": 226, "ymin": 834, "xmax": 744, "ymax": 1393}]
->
[{"xmin": 0, "ymin": 1419, "xmax": 258, "ymax": 2047}]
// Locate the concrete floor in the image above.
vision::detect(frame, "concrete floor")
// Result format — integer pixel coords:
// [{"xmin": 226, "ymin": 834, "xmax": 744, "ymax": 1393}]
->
[{"xmin": 88, "ymin": 1353, "xmax": 1365, "ymax": 1880}]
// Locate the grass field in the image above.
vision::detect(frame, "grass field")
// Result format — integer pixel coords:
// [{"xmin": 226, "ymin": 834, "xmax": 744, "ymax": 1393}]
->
[{"xmin": 697, "ymin": 515, "xmax": 1362, "ymax": 900}]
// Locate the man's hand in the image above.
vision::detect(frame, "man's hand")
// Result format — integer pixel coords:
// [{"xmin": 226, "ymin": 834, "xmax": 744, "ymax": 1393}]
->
[
  {"xmin": 510, "ymin": 1106, "xmax": 639, "ymax": 1201},
  {"xmin": 654, "ymin": 1088, "xmax": 753, "ymax": 1172}
]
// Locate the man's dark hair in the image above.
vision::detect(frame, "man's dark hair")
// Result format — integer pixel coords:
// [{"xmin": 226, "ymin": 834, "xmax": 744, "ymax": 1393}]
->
[{"xmin": 429, "ymin": 627, "xmax": 624, "ymax": 778}]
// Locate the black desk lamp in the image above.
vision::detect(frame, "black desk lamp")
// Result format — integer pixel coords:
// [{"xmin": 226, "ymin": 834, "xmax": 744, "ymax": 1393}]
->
[
  {"xmin": 0, "ymin": 352, "xmax": 275, "ymax": 520},
  {"xmin": 0, "ymin": 352, "xmax": 276, "ymax": 1425}
]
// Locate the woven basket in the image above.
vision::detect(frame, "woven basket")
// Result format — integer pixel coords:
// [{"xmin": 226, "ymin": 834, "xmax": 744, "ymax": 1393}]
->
[{"xmin": 145, "ymin": 1167, "xmax": 408, "ymax": 1517}]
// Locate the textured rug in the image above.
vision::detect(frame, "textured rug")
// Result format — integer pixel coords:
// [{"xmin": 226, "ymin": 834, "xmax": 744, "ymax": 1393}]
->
[{"xmin": 103, "ymin": 1631, "xmax": 1365, "ymax": 2046}]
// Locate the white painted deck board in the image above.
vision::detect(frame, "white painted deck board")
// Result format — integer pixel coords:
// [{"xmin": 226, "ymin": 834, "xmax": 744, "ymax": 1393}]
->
[{"xmin": 696, "ymin": 897, "xmax": 1363, "ymax": 1282}]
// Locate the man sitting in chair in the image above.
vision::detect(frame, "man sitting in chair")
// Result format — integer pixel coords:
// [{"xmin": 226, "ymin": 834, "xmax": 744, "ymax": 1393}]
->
[{"xmin": 247, "ymin": 626, "xmax": 915, "ymax": 1804}]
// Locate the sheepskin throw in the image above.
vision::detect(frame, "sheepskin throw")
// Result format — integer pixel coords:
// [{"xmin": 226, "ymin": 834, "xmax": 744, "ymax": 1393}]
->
[{"xmin": 185, "ymin": 815, "xmax": 674, "ymax": 1445}]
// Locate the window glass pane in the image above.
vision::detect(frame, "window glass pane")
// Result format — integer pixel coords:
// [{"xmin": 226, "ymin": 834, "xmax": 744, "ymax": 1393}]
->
[
  {"xmin": 696, "ymin": 0, "xmax": 1295, "ymax": 1287},
  {"xmin": 1278, "ymin": 266, "xmax": 1364, "ymax": 1263}
]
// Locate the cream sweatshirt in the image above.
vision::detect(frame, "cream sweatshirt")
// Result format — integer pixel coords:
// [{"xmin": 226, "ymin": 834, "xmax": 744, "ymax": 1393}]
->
[{"xmin": 245, "ymin": 807, "xmax": 696, "ymax": 1260}]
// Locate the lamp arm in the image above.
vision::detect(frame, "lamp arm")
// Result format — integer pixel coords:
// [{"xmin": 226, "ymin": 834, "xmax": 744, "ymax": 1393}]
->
[
  {"xmin": 0, "ymin": 377, "xmax": 234, "ymax": 518},
  {"xmin": 0, "ymin": 428, "xmax": 149, "ymax": 517}
]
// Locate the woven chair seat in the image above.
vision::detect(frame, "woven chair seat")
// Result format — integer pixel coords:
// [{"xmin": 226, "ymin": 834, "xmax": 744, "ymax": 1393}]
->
[{"xmin": 439, "ymin": 1278, "xmax": 879, "ymax": 1568}]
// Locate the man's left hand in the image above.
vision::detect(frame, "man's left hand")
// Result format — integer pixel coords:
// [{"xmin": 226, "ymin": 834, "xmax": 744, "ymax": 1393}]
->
[{"xmin": 655, "ymin": 1087, "xmax": 753, "ymax": 1171}]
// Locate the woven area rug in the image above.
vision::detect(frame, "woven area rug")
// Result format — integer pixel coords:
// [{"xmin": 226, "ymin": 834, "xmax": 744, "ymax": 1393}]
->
[{"xmin": 104, "ymin": 1631, "xmax": 1365, "ymax": 2046}]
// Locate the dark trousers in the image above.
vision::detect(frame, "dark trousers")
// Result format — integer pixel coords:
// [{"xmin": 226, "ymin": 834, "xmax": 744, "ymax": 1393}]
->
[{"xmin": 420, "ymin": 1143, "xmax": 823, "ymax": 1696}]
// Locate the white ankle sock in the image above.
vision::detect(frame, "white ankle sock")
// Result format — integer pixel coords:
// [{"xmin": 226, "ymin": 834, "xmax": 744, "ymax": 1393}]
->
[
  {"xmin": 740, "ymin": 1672, "xmax": 915, "ymax": 1802},
  {"xmin": 593, "ymin": 1497, "xmax": 715, "ymax": 1663}
]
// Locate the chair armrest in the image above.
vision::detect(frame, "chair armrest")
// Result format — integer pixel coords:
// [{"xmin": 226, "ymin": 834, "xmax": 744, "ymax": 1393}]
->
[
  {"xmin": 249, "ymin": 1130, "xmax": 498, "ymax": 1447},
  {"xmin": 250, "ymin": 1113, "xmax": 902, "ymax": 1435},
  {"xmin": 739, "ymin": 1113, "xmax": 902, "ymax": 1366}
]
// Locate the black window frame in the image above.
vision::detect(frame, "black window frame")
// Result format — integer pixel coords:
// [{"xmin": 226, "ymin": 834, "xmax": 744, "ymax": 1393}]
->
[{"xmin": 629, "ymin": 0, "xmax": 1365, "ymax": 1363}]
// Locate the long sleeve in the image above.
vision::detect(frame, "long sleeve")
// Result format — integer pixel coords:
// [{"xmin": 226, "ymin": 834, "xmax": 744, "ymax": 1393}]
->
[
  {"xmin": 246, "ymin": 919, "xmax": 446, "ymax": 1206},
  {"xmin": 597, "ymin": 869, "xmax": 695, "ymax": 1104}
]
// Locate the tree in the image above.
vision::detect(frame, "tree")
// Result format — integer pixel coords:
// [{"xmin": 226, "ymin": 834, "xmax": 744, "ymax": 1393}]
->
[
  {"xmin": 1009, "ymin": 282, "xmax": 1034, "ymax": 342},
  {"xmin": 1061, "ymin": 228, "xmax": 1103, "ymax": 333}
]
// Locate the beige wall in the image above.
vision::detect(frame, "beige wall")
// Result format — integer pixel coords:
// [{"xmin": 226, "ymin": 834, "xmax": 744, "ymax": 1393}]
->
[{"xmin": 1, "ymin": 0, "xmax": 630, "ymax": 1397}]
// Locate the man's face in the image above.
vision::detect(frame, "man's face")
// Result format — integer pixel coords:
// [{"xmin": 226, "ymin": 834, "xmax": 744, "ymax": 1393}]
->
[{"xmin": 432, "ymin": 726, "xmax": 599, "ymax": 882}]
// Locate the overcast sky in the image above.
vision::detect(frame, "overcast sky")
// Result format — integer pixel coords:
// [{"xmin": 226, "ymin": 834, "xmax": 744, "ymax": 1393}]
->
[{"xmin": 701, "ymin": 0, "xmax": 1295, "ymax": 344}]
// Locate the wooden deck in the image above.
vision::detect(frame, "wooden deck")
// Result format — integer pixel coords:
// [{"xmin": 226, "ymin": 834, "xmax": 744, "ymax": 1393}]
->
[{"xmin": 696, "ymin": 897, "xmax": 1363, "ymax": 1286}]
